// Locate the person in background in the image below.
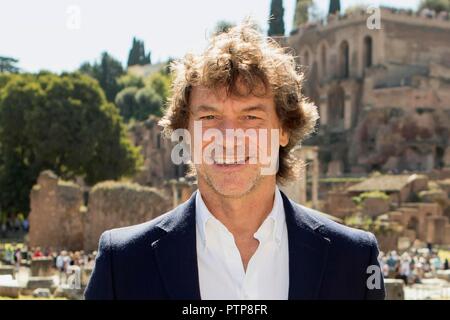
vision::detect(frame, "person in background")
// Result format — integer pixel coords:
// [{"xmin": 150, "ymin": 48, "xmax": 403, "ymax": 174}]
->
[
  {"xmin": 22, "ymin": 219, "xmax": 29, "ymax": 232},
  {"xmin": 32, "ymin": 247, "xmax": 43, "ymax": 258},
  {"xmin": 56, "ymin": 251, "xmax": 68, "ymax": 285},
  {"xmin": 14, "ymin": 248, "xmax": 21, "ymax": 271},
  {"xmin": 399, "ymin": 252, "xmax": 411, "ymax": 284}
]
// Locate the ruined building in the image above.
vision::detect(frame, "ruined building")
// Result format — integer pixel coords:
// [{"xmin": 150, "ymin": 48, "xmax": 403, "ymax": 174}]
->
[
  {"xmin": 288, "ymin": 6, "xmax": 450, "ymax": 176},
  {"xmin": 28, "ymin": 170, "xmax": 171, "ymax": 251},
  {"xmin": 324, "ymin": 173, "xmax": 450, "ymax": 249},
  {"xmin": 128, "ymin": 115, "xmax": 186, "ymax": 187}
]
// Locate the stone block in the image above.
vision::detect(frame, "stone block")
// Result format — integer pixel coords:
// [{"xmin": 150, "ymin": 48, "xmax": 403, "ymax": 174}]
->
[
  {"xmin": 30, "ymin": 258, "xmax": 54, "ymax": 277},
  {"xmin": 26, "ymin": 277, "xmax": 56, "ymax": 291},
  {"xmin": 0, "ymin": 285, "xmax": 20, "ymax": 298},
  {"xmin": 0, "ymin": 265, "xmax": 15, "ymax": 277},
  {"xmin": 384, "ymin": 279, "xmax": 405, "ymax": 300},
  {"xmin": 33, "ymin": 288, "xmax": 51, "ymax": 298}
]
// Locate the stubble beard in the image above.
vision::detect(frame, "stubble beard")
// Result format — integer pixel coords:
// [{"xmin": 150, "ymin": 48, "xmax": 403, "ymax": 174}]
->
[{"xmin": 197, "ymin": 166, "xmax": 264, "ymax": 199}]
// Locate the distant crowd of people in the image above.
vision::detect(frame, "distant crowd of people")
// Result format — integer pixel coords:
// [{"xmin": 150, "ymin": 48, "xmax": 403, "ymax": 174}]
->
[
  {"xmin": 2, "ymin": 242, "xmax": 450, "ymax": 288},
  {"xmin": 379, "ymin": 248, "xmax": 449, "ymax": 285},
  {"xmin": 1, "ymin": 244, "xmax": 97, "ymax": 284},
  {"xmin": 0, "ymin": 215, "xmax": 29, "ymax": 237}
]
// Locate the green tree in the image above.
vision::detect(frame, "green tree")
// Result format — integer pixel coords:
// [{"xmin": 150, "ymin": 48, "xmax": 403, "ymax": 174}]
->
[
  {"xmin": 0, "ymin": 56, "xmax": 19, "ymax": 73},
  {"xmin": 135, "ymin": 87, "xmax": 163, "ymax": 119},
  {"xmin": 127, "ymin": 37, "xmax": 151, "ymax": 67},
  {"xmin": 115, "ymin": 86, "xmax": 139, "ymax": 121},
  {"xmin": 268, "ymin": 0, "xmax": 285, "ymax": 36},
  {"xmin": 0, "ymin": 153, "xmax": 35, "ymax": 218},
  {"xmin": 145, "ymin": 71, "xmax": 171, "ymax": 100},
  {"xmin": 213, "ymin": 20, "xmax": 235, "ymax": 35},
  {"xmin": 0, "ymin": 73, "xmax": 142, "ymax": 215},
  {"xmin": 0, "ymin": 73, "xmax": 13, "ymax": 88},
  {"xmin": 329, "ymin": 0, "xmax": 341, "ymax": 15},
  {"xmin": 115, "ymin": 86, "xmax": 164, "ymax": 121},
  {"xmin": 115, "ymin": 66, "xmax": 171, "ymax": 121},
  {"xmin": 419, "ymin": 0, "xmax": 450, "ymax": 13},
  {"xmin": 293, "ymin": 0, "xmax": 313, "ymax": 27},
  {"xmin": 117, "ymin": 73, "xmax": 145, "ymax": 90},
  {"xmin": 79, "ymin": 52, "xmax": 124, "ymax": 102}
]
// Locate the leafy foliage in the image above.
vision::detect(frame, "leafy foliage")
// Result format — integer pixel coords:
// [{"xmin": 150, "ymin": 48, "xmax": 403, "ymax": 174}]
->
[
  {"xmin": 0, "ymin": 72, "xmax": 142, "ymax": 215},
  {"xmin": 0, "ymin": 56, "xmax": 20, "ymax": 73},
  {"xmin": 79, "ymin": 52, "xmax": 124, "ymax": 102},
  {"xmin": 213, "ymin": 21, "xmax": 235, "ymax": 35},
  {"xmin": 115, "ymin": 67, "xmax": 171, "ymax": 121},
  {"xmin": 419, "ymin": 0, "xmax": 450, "ymax": 13},
  {"xmin": 293, "ymin": 0, "xmax": 313, "ymax": 26},
  {"xmin": 127, "ymin": 37, "xmax": 151, "ymax": 67}
]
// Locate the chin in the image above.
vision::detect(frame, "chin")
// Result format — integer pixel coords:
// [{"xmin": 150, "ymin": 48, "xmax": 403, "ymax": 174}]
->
[
  {"xmin": 211, "ymin": 182, "xmax": 255, "ymax": 198},
  {"xmin": 202, "ymin": 170, "xmax": 261, "ymax": 198}
]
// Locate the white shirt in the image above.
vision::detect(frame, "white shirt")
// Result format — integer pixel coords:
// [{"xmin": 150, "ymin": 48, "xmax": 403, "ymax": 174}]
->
[{"xmin": 195, "ymin": 187, "xmax": 289, "ymax": 300}]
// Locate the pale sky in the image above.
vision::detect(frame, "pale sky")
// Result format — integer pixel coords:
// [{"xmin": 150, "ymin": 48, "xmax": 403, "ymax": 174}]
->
[{"xmin": 0, "ymin": 0, "xmax": 419, "ymax": 73}]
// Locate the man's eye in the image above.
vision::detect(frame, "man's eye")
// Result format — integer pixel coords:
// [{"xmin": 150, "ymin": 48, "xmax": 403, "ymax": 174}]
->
[
  {"xmin": 200, "ymin": 115, "xmax": 216, "ymax": 120},
  {"xmin": 244, "ymin": 115, "xmax": 259, "ymax": 120}
]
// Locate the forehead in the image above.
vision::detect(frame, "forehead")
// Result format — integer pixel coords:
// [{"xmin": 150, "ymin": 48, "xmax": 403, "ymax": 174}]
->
[{"xmin": 189, "ymin": 86, "xmax": 274, "ymax": 111}]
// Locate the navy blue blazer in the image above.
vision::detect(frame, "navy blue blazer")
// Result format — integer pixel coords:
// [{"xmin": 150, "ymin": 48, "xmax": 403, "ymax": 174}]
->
[{"xmin": 84, "ymin": 190, "xmax": 385, "ymax": 300}]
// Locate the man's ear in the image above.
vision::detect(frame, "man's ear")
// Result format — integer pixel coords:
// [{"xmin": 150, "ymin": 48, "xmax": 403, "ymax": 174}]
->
[{"xmin": 280, "ymin": 127, "xmax": 289, "ymax": 147}]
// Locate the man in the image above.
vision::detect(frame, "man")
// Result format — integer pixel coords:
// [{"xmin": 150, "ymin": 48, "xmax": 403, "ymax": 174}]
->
[{"xmin": 85, "ymin": 22, "xmax": 385, "ymax": 300}]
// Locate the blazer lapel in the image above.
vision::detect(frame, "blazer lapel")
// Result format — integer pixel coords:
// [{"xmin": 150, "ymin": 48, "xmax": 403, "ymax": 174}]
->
[
  {"xmin": 150, "ymin": 189, "xmax": 331, "ymax": 300},
  {"xmin": 151, "ymin": 191, "xmax": 201, "ymax": 300},
  {"xmin": 280, "ymin": 191, "xmax": 331, "ymax": 299}
]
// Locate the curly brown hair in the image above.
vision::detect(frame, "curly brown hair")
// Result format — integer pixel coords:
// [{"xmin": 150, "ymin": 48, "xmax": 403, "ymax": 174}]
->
[{"xmin": 159, "ymin": 21, "xmax": 319, "ymax": 184}]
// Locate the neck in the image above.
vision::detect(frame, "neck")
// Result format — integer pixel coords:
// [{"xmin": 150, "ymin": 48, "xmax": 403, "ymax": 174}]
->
[{"xmin": 198, "ymin": 178, "xmax": 277, "ymax": 238}]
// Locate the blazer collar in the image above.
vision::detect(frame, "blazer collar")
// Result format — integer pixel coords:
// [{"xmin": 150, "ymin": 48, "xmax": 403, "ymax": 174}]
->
[
  {"xmin": 152, "ymin": 191, "xmax": 201, "ymax": 299},
  {"xmin": 280, "ymin": 191, "xmax": 331, "ymax": 299},
  {"xmin": 152, "ymin": 189, "xmax": 330, "ymax": 300}
]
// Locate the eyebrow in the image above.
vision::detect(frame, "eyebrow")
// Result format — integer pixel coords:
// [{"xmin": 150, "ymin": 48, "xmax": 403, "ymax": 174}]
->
[
  {"xmin": 240, "ymin": 104, "xmax": 268, "ymax": 113},
  {"xmin": 192, "ymin": 104, "xmax": 269, "ymax": 114},
  {"xmin": 192, "ymin": 105, "xmax": 219, "ymax": 113}
]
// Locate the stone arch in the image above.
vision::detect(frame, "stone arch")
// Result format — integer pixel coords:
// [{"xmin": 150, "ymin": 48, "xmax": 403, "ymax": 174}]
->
[
  {"xmin": 338, "ymin": 40, "xmax": 350, "ymax": 78},
  {"xmin": 308, "ymin": 61, "xmax": 320, "ymax": 105},
  {"xmin": 301, "ymin": 47, "xmax": 312, "ymax": 67},
  {"xmin": 327, "ymin": 84, "xmax": 345, "ymax": 129},
  {"xmin": 436, "ymin": 146, "xmax": 445, "ymax": 168},
  {"xmin": 320, "ymin": 42, "xmax": 328, "ymax": 78},
  {"xmin": 299, "ymin": 47, "xmax": 313, "ymax": 81},
  {"xmin": 407, "ymin": 216, "xmax": 419, "ymax": 235},
  {"xmin": 298, "ymin": 45, "xmax": 314, "ymax": 67},
  {"xmin": 363, "ymin": 35, "xmax": 373, "ymax": 68}
]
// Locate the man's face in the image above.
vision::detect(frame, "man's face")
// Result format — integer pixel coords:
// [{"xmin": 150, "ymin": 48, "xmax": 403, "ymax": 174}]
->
[{"xmin": 188, "ymin": 85, "xmax": 289, "ymax": 198}]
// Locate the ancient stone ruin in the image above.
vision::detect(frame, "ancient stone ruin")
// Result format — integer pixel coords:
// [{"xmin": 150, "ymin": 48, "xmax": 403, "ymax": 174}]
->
[
  {"xmin": 323, "ymin": 173, "xmax": 450, "ymax": 249},
  {"xmin": 28, "ymin": 171, "xmax": 84, "ymax": 251},
  {"xmin": 288, "ymin": 7, "xmax": 450, "ymax": 175},
  {"xmin": 84, "ymin": 180, "xmax": 170, "ymax": 251},
  {"xmin": 28, "ymin": 171, "xmax": 171, "ymax": 252}
]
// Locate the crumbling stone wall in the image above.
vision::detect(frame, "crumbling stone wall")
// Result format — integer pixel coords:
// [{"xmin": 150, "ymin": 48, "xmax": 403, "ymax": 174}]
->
[
  {"xmin": 352, "ymin": 108, "xmax": 450, "ymax": 173},
  {"xmin": 29, "ymin": 171, "xmax": 172, "ymax": 252},
  {"xmin": 288, "ymin": 8, "xmax": 450, "ymax": 176},
  {"xmin": 129, "ymin": 116, "xmax": 185, "ymax": 187},
  {"xmin": 28, "ymin": 171, "xmax": 85, "ymax": 251},
  {"xmin": 83, "ymin": 181, "xmax": 171, "ymax": 251}
]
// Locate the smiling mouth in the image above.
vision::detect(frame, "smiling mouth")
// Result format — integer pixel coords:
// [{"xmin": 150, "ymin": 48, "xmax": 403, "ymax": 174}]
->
[{"xmin": 213, "ymin": 156, "xmax": 250, "ymax": 165}]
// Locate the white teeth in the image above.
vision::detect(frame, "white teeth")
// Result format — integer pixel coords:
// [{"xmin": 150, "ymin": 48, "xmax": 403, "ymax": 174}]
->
[{"xmin": 214, "ymin": 157, "xmax": 247, "ymax": 164}]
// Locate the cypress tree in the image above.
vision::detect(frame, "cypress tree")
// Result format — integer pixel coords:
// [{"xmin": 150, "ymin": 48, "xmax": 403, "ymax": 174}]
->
[
  {"xmin": 329, "ymin": 0, "xmax": 341, "ymax": 15},
  {"xmin": 268, "ymin": 0, "xmax": 285, "ymax": 36},
  {"xmin": 127, "ymin": 37, "xmax": 151, "ymax": 67}
]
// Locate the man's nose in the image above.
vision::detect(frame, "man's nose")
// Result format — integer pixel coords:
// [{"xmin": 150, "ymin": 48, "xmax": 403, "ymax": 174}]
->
[{"xmin": 217, "ymin": 119, "xmax": 245, "ymax": 149}]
